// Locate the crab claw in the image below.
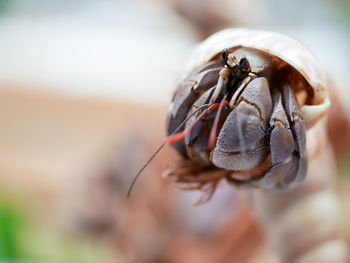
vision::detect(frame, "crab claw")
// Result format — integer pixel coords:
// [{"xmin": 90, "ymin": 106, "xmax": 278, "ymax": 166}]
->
[{"xmin": 211, "ymin": 77, "xmax": 273, "ymax": 170}]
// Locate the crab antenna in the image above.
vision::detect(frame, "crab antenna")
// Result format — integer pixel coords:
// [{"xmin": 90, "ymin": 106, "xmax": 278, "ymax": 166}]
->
[
  {"xmin": 127, "ymin": 103, "xmax": 213, "ymax": 198},
  {"xmin": 127, "ymin": 142, "xmax": 166, "ymax": 198},
  {"xmin": 208, "ymin": 99, "xmax": 229, "ymax": 149}
]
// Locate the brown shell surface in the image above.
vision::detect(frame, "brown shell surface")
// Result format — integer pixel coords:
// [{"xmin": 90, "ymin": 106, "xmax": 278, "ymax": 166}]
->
[{"xmin": 181, "ymin": 28, "xmax": 330, "ymax": 128}]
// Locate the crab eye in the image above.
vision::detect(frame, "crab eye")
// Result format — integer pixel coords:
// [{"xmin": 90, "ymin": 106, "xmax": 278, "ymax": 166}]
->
[
  {"xmin": 221, "ymin": 48, "xmax": 230, "ymax": 65},
  {"xmin": 239, "ymin": 57, "xmax": 250, "ymax": 73}
]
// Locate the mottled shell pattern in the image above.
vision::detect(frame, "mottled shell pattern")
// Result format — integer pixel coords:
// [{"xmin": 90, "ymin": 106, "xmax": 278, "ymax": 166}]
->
[{"xmin": 181, "ymin": 28, "xmax": 329, "ymax": 128}]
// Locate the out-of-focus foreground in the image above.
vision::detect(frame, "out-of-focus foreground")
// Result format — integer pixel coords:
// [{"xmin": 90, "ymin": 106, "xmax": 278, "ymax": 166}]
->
[{"xmin": 0, "ymin": 1, "xmax": 350, "ymax": 262}]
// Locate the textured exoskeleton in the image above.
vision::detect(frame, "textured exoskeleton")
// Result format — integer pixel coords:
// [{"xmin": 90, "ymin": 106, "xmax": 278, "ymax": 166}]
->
[{"xmin": 165, "ymin": 28, "xmax": 329, "ymax": 192}]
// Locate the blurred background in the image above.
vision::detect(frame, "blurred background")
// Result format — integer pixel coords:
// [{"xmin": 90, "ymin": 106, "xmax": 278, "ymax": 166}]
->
[{"xmin": 0, "ymin": 0, "xmax": 350, "ymax": 262}]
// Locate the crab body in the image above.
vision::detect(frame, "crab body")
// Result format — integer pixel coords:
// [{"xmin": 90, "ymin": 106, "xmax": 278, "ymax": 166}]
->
[{"xmin": 166, "ymin": 29, "xmax": 329, "ymax": 190}]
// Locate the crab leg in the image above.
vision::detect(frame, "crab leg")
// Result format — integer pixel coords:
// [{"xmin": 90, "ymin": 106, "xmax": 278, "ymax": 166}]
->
[
  {"xmin": 258, "ymin": 85, "xmax": 307, "ymax": 189},
  {"xmin": 258, "ymin": 91, "xmax": 295, "ymax": 188},
  {"xmin": 167, "ymin": 63, "xmax": 221, "ymax": 156},
  {"xmin": 280, "ymin": 85, "xmax": 307, "ymax": 187}
]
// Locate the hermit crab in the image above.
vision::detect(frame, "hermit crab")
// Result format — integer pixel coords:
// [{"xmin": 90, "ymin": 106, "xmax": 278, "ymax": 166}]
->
[
  {"xmin": 127, "ymin": 28, "xmax": 330, "ymax": 199},
  {"xmin": 163, "ymin": 28, "xmax": 329, "ymax": 194}
]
